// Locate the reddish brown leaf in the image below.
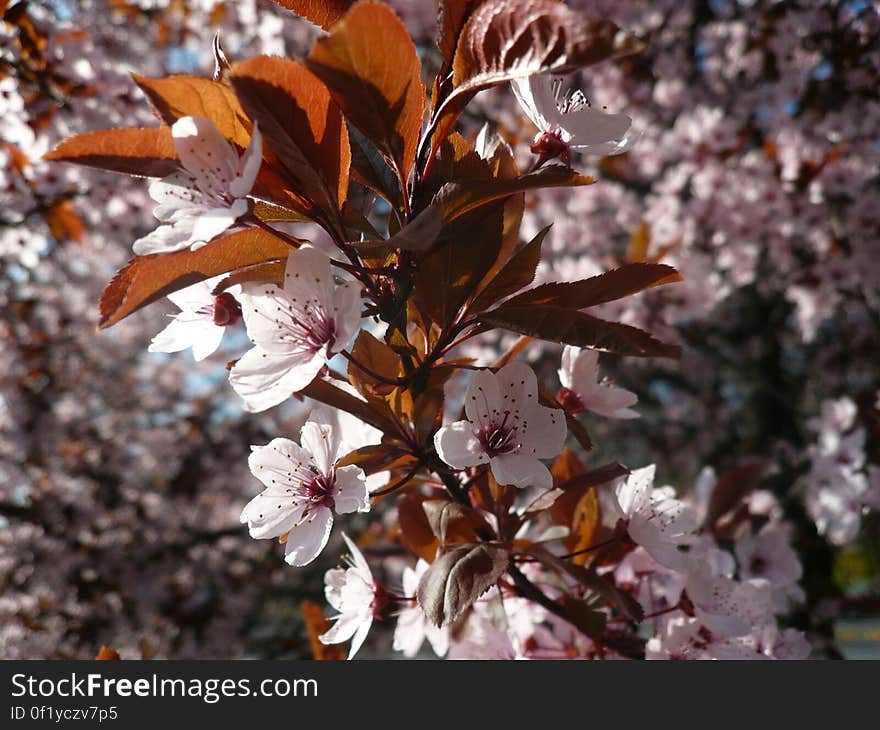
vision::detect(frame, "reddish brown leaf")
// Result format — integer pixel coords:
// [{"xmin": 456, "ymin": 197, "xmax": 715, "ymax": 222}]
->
[
  {"xmin": 307, "ymin": 1, "xmax": 425, "ymax": 182},
  {"xmin": 437, "ymin": 0, "xmax": 483, "ymax": 65},
  {"xmin": 98, "ymin": 228, "xmax": 291, "ymax": 329},
  {"xmin": 480, "ymin": 304, "xmax": 681, "ymax": 358},
  {"xmin": 272, "ymin": 0, "xmax": 355, "ymax": 30},
  {"xmin": 471, "ymin": 224, "xmax": 550, "ymax": 311},
  {"xmin": 706, "ymin": 459, "xmax": 768, "ymax": 528},
  {"xmin": 45, "ymin": 127, "xmax": 179, "ymax": 178},
  {"xmin": 434, "ymin": 165, "xmax": 594, "ymax": 222},
  {"xmin": 231, "ymin": 56, "xmax": 350, "ymax": 212},
  {"xmin": 505, "ymin": 262, "xmax": 683, "ymax": 309},
  {"xmin": 417, "ymin": 543, "xmax": 509, "ymax": 627}
]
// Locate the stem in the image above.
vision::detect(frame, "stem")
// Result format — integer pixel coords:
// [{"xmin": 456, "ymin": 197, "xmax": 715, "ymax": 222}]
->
[{"xmin": 370, "ymin": 463, "xmax": 422, "ymax": 498}]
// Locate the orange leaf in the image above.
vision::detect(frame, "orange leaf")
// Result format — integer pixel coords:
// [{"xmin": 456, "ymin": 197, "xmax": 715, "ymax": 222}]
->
[
  {"xmin": 98, "ymin": 228, "xmax": 291, "ymax": 329},
  {"xmin": 272, "ymin": 0, "xmax": 355, "ymax": 30},
  {"xmin": 95, "ymin": 646, "xmax": 120, "ymax": 660},
  {"xmin": 231, "ymin": 57, "xmax": 350, "ymax": 213},
  {"xmin": 300, "ymin": 601, "xmax": 346, "ymax": 660},
  {"xmin": 398, "ymin": 492, "xmax": 440, "ymax": 563},
  {"xmin": 307, "ymin": 1, "xmax": 425, "ymax": 182},
  {"xmin": 132, "ymin": 74, "xmax": 253, "ymax": 148},
  {"xmin": 45, "ymin": 127, "xmax": 179, "ymax": 178},
  {"xmin": 627, "ymin": 221, "xmax": 651, "ymax": 262},
  {"xmin": 45, "ymin": 200, "xmax": 84, "ymax": 243}
]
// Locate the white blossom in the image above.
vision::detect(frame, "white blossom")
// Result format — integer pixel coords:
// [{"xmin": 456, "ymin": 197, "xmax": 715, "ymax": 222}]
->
[
  {"xmin": 132, "ymin": 115, "xmax": 261, "ymax": 255},
  {"xmin": 511, "ymin": 74, "xmax": 637, "ymax": 165},
  {"xmin": 320, "ymin": 533, "xmax": 381, "ymax": 660},
  {"xmin": 434, "ymin": 362, "xmax": 566, "ymax": 490},
  {"xmin": 612, "ymin": 465, "xmax": 697, "ymax": 572},
  {"xmin": 229, "ymin": 245, "xmax": 362, "ymax": 412},
  {"xmin": 557, "ymin": 346, "xmax": 639, "ymax": 419},
  {"xmin": 148, "ymin": 277, "xmax": 241, "ymax": 361},
  {"xmin": 239, "ymin": 406, "xmax": 371, "ymax": 567}
]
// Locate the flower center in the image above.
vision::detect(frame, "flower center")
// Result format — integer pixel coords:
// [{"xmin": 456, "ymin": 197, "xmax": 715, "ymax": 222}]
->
[
  {"xmin": 531, "ymin": 130, "xmax": 571, "ymax": 167},
  {"xmin": 212, "ymin": 292, "xmax": 242, "ymax": 326},
  {"xmin": 305, "ymin": 470, "xmax": 336, "ymax": 511},
  {"xmin": 476, "ymin": 411, "xmax": 518, "ymax": 457},
  {"xmin": 749, "ymin": 555, "xmax": 767, "ymax": 575},
  {"xmin": 556, "ymin": 386, "xmax": 585, "ymax": 415}
]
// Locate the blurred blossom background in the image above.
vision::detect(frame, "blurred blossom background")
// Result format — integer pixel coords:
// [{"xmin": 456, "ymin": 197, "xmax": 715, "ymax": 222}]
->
[{"xmin": 1, "ymin": 0, "xmax": 878, "ymax": 658}]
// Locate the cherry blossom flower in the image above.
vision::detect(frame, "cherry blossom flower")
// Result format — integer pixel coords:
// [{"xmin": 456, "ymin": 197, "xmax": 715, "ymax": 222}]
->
[
  {"xmin": 611, "ymin": 465, "xmax": 697, "ymax": 571},
  {"xmin": 434, "ymin": 362, "xmax": 567, "ymax": 490},
  {"xmin": 239, "ymin": 406, "xmax": 371, "ymax": 567},
  {"xmin": 229, "ymin": 245, "xmax": 362, "ymax": 412},
  {"xmin": 392, "ymin": 560, "xmax": 449, "ymax": 657},
  {"xmin": 734, "ymin": 523, "xmax": 804, "ymax": 609},
  {"xmin": 320, "ymin": 533, "xmax": 384, "ymax": 660},
  {"xmin": 132, "ymin": 115, "xmax": 262, "ymax": 256},
  {"xmin": 557, "ymin": 346, "xmax": 639, "ymax": 419},
  {"xmin": 511, "ymin": 75, "xmax": 637, "ymax": 166},
  {"xmin": 148, "ymin": 277, "xmax": 242, "ymax": 361}
]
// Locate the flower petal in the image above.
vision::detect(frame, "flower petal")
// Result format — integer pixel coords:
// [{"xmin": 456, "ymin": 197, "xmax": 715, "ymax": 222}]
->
[
  {"xmin": 490, "ymin": 452, "xmax": 553, "ymax": 489},
  {"xmin": 284, "ymin": 506, "xmax": 334, "ymax": 566},
  {"xmin": 229, "ymin": 346, "xmax": 324, "ymax": 412},
  {"xmin": 434, "ymin": 421, "xmax": 486, "ymax": 469}
]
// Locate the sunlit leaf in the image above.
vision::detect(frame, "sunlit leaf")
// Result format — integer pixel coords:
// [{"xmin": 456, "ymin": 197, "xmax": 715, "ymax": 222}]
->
[
  {"xmin": 45, "ymin": 127, "xmax": 179, "ymax": 178},
  {"xmin": 98, "ymin": 228, "xmax": 291, "ymax": 329},
  {"xmin": 272, "ymin": 0, "xmax": 355, "ymax": 30},
  {"xmin": 231, "ymin": 56, "xmax": 351, "ymax": 213},
  {"xmin": 307, "ymin": 1, "xmax": 425, "ymax": 183}
]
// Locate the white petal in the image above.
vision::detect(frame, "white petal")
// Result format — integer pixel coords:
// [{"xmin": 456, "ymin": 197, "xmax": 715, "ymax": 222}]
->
[
  {"xmin": 281, "ymin": 245, "xmax": 335, "ymax": 306},
  {"xmin": 615, "ymin": 465, "xmax": 655, "ymax": 517},
  {"xmin": 490, "ymin": 452, "xmax": 553, "ymax": 489},
  {"xmin": 393, "ymin": 607, "xmax": 426, "ymax": 657},
  {"xmin": 520, "ymin": 403, "xmax": 567, "ymax": 459},
  {"xmin": 229, "ymin": 346, "xmax": 324, "ymax": 412},
  {"xmin": 172, "ymin": 115, "xmax": 237, "ymax": 186},
  {"xmin": 132, "ymin": 218, "xmax": 195, "ymax": 255},
  {"xmin": 247, "ymin": 437, "xmax": 312, "ymax": 491},
  {"xmin": 320, "ymin": 612, "xmax": 361, "ymax": 646},
  {"xmin": 148, "ymin": 317, "xmax": 207, "ymax": 355},
  {"xmin": 464, "ymin": 368, "xmax": 503, "ymax": 427},
  {"xmin": 149, "ymin": 172, "xmax": 199, "ymax": 214},
  {"xmin": 434, "ymin": 421, "xmax": 486, "ymax": 469},
  {"xmin": 565, "ymin": 108, "xmax": 632, "ymax": 147},
  {"xmin": 331, "ymin": 280, "xmax": 363, "ymax": 353},
  {"xmin": 190, "ymin": 323, "xmax": 225, "ymax": 361},
  {"xmin": 340, "ymin": 531, "xmax": 371, "ymax": 577},
  {"xmin": 332, "ymin": 465, "xmax": 370, "ymax": 515},
  {"xmin": 347, "ymin": 614, "xmax": 373, "ymax": 659},
  {"xmin": 284, "ymin": 507, "xmax": 333, "ymax": 566},
  {"xmin": 240, "ymin": 493, "xmax": 304, "ymax": 540},
  {"xmin": 188, "ymin": 204, "xmax": 244, "ymax": 247},
  {"xmin": 300, "ymin": 420, "xmax": 336, "ymax": 476},
  {"xmin": 229, "ymin": 122, "xmax": 262, "ymax": 198}
]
